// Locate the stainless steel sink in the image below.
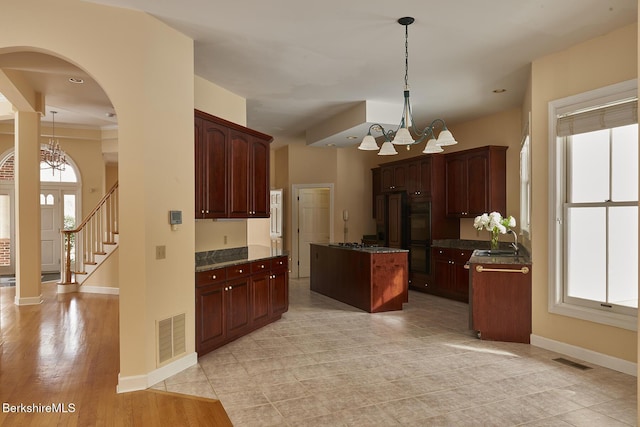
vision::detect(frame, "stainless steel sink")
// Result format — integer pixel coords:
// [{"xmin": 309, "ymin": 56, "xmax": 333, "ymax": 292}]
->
[{"xmin": 474, "ymin": 249, "xmax": 518, "ymax": 257}]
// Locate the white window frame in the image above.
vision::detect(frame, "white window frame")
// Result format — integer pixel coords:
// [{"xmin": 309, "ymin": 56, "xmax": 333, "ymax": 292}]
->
[{"xmin": 548, "ymin": 79, "xmax": 638, "ymax": 331}]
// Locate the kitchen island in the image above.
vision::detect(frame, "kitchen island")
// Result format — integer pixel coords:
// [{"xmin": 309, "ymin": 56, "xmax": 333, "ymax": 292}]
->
[
  {"xmin": 468, "ymin": 249, "xmax": 532, "ymax": 343},
  {"xmin": 310, "ymin": 243, "xmax": 409, "ymax": 313}
]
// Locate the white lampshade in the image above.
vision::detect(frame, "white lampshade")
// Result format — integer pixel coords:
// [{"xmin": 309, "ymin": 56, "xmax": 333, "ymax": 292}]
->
[
  {"xmin": 378, "ymin": 140, "xmax": 398, "ymax": 155},
  {"xmin": 436, "ymin": 129, "xmax": 458, "ymax": 146},
  {"xmin": 392, "ymin": 127, "xmax": 414, "ymax": 145},
  {"xmin": 358, "ymin": 134, "xmax": 379, "ymax": 151},
  {"xmin": 422, "ymin": 137, "xmax": 443, "ymax": 154}
]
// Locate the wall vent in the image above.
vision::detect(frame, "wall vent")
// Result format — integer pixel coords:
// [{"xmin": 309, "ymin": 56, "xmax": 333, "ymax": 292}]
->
[{"xmin": 157, "ymin": 313, "xmax": 186, "ymax": 366}]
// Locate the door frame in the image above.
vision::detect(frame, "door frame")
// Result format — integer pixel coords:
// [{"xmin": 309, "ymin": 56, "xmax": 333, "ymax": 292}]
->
[{"xmin": 291, "ymin": 183, "xmax": 334, "ymax": 279}]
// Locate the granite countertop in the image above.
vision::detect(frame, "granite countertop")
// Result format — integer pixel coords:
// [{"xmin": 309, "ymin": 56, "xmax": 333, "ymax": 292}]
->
[
  {"xmin": 195, "ymin": 245, "xmax": 289, "ymax": 272},
  {"xmin": 313, "ymin": 243, "xmax": 409, "ymax": 254},
  {"xmin": 433, "ymin": 239, "xmax": 531, "ymax": 265},
  {"xmin": 468, "ymin": 249, "xmax": 531, "ymax": 266}
]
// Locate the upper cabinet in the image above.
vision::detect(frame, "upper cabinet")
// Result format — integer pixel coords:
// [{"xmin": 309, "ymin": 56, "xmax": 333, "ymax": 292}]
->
[
  {"xmin": 444, "ymin": 145, "xmax": 507, "ymax": 218},
  {"xmin": 195, "ymin": 110, "xmax": 273, "ymax": 219}
]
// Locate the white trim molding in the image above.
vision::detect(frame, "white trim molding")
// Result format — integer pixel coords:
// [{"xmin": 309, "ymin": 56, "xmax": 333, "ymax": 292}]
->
[
  {"xmin": 117, "ymin": 352, "xmax": 198, "ymax": 393},
  {"xmin": 531, "ymin": 334, "xmax": 637, "ymax": 377},
  {"xmin": 14, "ymin": 295, "xmax": 43, "ymax": 306},
  {"xmin": 79, "ymin": 285, "xmax": 119, "ymax": 295}
]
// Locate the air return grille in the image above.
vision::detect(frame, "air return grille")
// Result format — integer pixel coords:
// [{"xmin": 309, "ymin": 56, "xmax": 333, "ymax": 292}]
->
[{"xmin": 157, "ymin": 313, "xmax": 186, "ymax": 366}]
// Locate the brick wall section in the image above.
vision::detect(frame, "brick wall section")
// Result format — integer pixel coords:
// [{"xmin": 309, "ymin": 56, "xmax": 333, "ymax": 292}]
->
[
  {"xmin": 0, "ymin": 156, "xmax": 14, "ymax": 181},
  {"xmin": 0, "ymin": 238, "xmax": 10, "ymax": 266},
  {"xmin": 0, "ymin": 151, "xmax": 50, "ymax": 181}
]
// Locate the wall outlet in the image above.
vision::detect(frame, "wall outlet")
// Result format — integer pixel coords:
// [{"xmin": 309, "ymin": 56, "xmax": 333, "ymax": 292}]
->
[{"xmin": 156, "ymin": 245, "xmax": 166, "ymax": 260}]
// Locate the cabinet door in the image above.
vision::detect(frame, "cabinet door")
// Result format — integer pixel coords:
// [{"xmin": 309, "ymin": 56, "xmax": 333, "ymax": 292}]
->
[
  {"xmin": 229, "ymin": 131, "xmax": 250, "ymax": 217},
  {"xmin": 226, "ymin": 277, "xmax": 252, "ymax": 338},
  {"xmin": 271, "ymin": 258, "xmax": 289, "ymax": 318},
  {"xmin": 251, "ymin": 273, "xmax": 270, "ymax": 325},
  {"xmin": 196, "ymin": 284, "xmax": 226, "ymax": 353},
  {"xmin": 406, "ymin": 161, "xmax": 420, "ymax": 195},
  {"xmin": 381, "ymin": 167, "xmax": 394, "ymax": 191},
  {"xmin": 418, "ymin": 158, "xmax": 432, "ymax": 198},
  {"xmin": 195, "ymin": 118, "xmax": 228, "ymax": 218},
  {"xmin": 445, "ymin": 156, "xmax": 468, "ymax": 216},
  {"xmin": 387, "ymin": 193, "xmax": 404, "ymax": 249},
  {"xmin": 452, "ymin": 250, "xmax": 472, "ymax": 301},
  {"xmin": 432, "ymin": 248, "xmax": 453, "ymax": 294},
  {"xmin": 250, "ymin": 138, "xmax": 270, "ymax": 217},
  {"xmin": 466, "ymin": 152, "xmax": 489, "ymax": 215}
]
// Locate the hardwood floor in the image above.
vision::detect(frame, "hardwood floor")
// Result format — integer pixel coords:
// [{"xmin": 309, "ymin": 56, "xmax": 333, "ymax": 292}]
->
[{"xmin": 0, "ymin": 283, "xmax": 232, "ymax": 426}]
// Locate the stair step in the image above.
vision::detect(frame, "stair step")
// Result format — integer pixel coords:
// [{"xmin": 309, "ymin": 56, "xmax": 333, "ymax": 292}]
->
[{"xmin": 94, "ymin": 252, "xmax": 107, "ymax": 256}]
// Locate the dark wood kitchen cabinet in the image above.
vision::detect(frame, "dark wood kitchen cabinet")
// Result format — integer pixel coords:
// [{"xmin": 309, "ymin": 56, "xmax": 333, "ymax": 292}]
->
[
  {"xmin": 194, "ymin": 109, "xmax": 272, "ymax": 219},
  {"xmin": 270, "ymin": 256, "xmax": 289, "ymax": 318},
  {"xmin": 470, "ymin": 261, "xmax": 532, "ymax": 343},
  {"xmin": 432, "ymin": 247, "xmax": 473, "ymax": 302},
  {"xmin": 195, "ymin": 265, "xmax": 251, "ymax": 356},
  {"xmin": 196, "ymin": 256, "xmax": 289, "ymax": 357},
  {"xmin": 406, "ymin": 157, "xmax": 431, "ymax": 199},
  {"xmin": 195, "ymin": 116, "xmax": 229, "ymax": 218},
  {"xmin": 381, "ymin": 163, "xmax": 407, "ymax": 192},
  {"xmin": 444, "ymin": 145, "xmax": 507, "ymax": 218}
]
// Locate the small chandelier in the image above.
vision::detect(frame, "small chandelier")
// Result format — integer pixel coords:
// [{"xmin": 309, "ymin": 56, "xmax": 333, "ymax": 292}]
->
[
  {"xmin": 358, "ymin": 17, "xmax": 457, "ymax": 156},
  {"xmin": 42, "ymin": 110, "xmax": 66, "ymax": 172}
]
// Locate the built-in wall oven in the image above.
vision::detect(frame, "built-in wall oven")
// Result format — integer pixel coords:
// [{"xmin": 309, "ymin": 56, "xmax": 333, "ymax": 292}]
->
[{"xmin": 408, "ymin": 201, "xmax": 431, "ymax": 274}]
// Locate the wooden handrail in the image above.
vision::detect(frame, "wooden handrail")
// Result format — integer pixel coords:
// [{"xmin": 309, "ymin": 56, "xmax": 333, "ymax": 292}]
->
[
  {"xmin": 66, "ymin": 182, "xmax": 119, "ymax": 233},
  {"xmin": 61, "ymin": 182, "xmax": 119, "ymax": 285}
]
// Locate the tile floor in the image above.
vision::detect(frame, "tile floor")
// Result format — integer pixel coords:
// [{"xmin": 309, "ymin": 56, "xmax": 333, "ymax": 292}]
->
[{"xmin": 153, "ymin": 278, "xmax": 637, "ymax": 426}]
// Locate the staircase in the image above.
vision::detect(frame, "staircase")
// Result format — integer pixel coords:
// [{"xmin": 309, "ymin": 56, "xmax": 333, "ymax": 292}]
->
[{"xmin": 59, "ymin": 182, "xmax": 118, "ymax": 292}]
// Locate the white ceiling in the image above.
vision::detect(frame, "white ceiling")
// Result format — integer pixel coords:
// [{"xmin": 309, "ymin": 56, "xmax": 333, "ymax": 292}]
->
[{"xmin": 1, "ymin": 0, "xmax": 637, "ymax": 148}]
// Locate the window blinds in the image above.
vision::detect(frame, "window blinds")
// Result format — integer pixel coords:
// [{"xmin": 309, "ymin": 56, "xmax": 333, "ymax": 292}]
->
[{"xmin": 557, "ymin": 99, "xmax": 638, "ymax": 137}]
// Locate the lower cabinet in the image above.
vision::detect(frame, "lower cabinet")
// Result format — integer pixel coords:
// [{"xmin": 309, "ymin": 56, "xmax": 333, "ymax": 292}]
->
[
  {"xmin": 196, "ymin": 256, "xmax": 289, "ymax": 356},
  {"xmin": 432, "ymin": 247, "xmax": 473, "ymax": 302}
]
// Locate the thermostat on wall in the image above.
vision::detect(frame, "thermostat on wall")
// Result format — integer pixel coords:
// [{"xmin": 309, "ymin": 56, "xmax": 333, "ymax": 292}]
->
[{"xmin": 169, "ymin": 210, "xmax": 182, "ymax": 225}]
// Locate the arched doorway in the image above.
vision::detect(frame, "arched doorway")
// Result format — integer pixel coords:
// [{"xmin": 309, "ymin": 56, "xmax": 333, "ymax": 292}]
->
[{"xmin": 0, "ymin": 149, "xmax": 81, "ymax": 276}]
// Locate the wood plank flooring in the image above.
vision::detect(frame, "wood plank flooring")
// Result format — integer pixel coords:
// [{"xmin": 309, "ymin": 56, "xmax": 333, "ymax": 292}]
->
[{"xmin": 0, "ymin": 284, "xmax": 232, "ymax": 426}]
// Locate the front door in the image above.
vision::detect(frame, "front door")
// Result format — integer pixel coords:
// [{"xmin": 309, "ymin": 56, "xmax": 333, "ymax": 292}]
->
[
  {"xmin": 40, "ymin": 190, "xmax": 60, "ymax": 273},
  {"xmin": 297, "ymin": 187, "xmax": 330, "ymax": 277}
]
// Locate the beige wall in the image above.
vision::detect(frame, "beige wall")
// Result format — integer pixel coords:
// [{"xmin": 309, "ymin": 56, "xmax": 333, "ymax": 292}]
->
[
  {"xmin": 2, "ymin": 0, "xmax": 196, "ymax": 385},
  {"xmin": 530, "ymin": 23, "xmax": 637, "ymax": 362}
]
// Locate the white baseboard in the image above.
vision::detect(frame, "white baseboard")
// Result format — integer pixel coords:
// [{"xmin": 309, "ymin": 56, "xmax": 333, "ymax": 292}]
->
[
  {"xmin": 14, "ymin": 295, "xmax": 43, "ymax": 305},
  {"xmin": 79, "ymin": 285, "xmax": 119, "ymax": 295},
  {"xmin": 116, "ymin": 352, "xmax": 198, "ymax": 394},
  {"xmin": 530, "ymin": 334, "xmax": 637, "ymax": 377}
]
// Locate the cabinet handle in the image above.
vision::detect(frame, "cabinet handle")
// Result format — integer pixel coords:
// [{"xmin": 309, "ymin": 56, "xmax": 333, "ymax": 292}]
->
[
  {"xmin": 224, "ymin": 286, "xmax": 228, "ymax": 291},
  {"xmin": 239, "ymin": 269, "xmax": 243, "ymax": 273},
  {"xmin": 211, "ymin": 274, "xmax": 216, "ymax": 280},
  {"xmin": 260, "ymin": 264, "xmax": 264, "ymax": 269},
  {"xmin": 475, "ymin": 265, "xmax": 530, "ymax": 274}
]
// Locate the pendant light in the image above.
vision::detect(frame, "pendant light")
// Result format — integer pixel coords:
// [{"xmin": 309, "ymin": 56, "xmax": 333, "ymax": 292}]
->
[
  {"xmin": 358, "ymin": 17, "xmax": 458, "ymax": 155},
  {"xmin": 42, "ymin": 110, "xmax": 67, "ymax": 172}
]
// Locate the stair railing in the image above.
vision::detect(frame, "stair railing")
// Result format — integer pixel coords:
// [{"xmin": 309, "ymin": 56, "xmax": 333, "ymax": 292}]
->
[{"xmin": 60, "ymin": 182, "xmax": 119, "ymax": 285}]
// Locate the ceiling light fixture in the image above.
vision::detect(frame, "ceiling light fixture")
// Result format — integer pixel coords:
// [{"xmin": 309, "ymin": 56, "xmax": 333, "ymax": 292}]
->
[
  {"xmin": 68, "ymin": 77, "xmax": 84, "ymax": 84},
  {"xmin": 358, "ymin": 17, "xmax": 457, "ymax": 156},
  {"xmin": 42, "ymin": 111, "xmax": 66, "ymax": 173}
]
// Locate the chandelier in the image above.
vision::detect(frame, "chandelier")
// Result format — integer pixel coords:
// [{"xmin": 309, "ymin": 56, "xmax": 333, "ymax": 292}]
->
[
  {"xmin": 358, "ymin": 17, "xmax": 457, "ymax": 155},
  {"xmin": 42, "ymin": 110, "xmax": 66, "ymax": 172}
]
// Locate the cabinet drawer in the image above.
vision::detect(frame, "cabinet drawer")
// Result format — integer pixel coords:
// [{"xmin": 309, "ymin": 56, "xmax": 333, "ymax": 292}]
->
[
  {"xmin": 227, "ymin": 262, "xmax": 251, "ymax": 280},
  {"xmin": 251, "ymin": 260, "xmax": 271, "ymax": 273},
  {"xmin": 196, "ymin": 268, "xmax": 226, "ymax": 287},
  {"xmin": 272, "ymin": 256, "xmax": 288, "ymax": 270}
]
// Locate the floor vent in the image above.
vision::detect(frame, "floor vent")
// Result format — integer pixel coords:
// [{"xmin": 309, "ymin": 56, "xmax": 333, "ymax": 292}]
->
[
  {"xmin": 157, "ymin": 313, "xmax": 186, "ymax": 366},
  {"xmin": 552, "ymin": 357, "xmax": 592, "ymax": 371}
]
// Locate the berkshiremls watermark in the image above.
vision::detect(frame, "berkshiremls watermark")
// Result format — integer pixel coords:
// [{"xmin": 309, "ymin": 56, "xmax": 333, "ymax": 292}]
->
[{"xmin": 3, "ymin": 402, "xmax": 76, "ymax": 414}]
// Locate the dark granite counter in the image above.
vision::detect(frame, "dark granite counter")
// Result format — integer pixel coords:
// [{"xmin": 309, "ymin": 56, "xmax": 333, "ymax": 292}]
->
[
  {"xmin": 318, "ymin": 243, "xmax": 409, "ymax": 254},
  {"xmin": 468, "ymin": 249, "xmax": 531, "ymax": 266},
  {"xmin": 195, "ymin": 245, "xmax": 288, "ymax": 272},
  {"xmin": 433, "ymin": 239, "xmax": 531, "ymax": 265}
]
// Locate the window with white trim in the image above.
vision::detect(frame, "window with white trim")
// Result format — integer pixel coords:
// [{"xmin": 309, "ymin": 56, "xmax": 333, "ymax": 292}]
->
[{"xmin": 549, "ymin": 80, "xmax": 638, "ymax": 330}]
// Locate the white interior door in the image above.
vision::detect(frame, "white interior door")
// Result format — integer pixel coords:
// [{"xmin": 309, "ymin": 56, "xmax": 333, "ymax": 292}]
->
[
  {"xmin": 40, "ymin": 190, "xmax": 60, "ymax": 273},
  {"xmin": 297, "ymin": 187, "xmax": 330, "ymax": 277}
]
